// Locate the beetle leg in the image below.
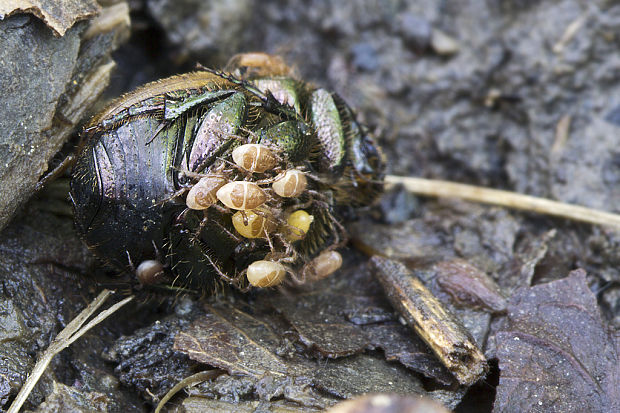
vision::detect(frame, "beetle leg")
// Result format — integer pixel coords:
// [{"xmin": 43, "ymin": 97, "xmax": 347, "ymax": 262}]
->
[
  {"xmin": 298, "ymin": 263, "xmax": 314, "ymax": 284},
  {"xmin": 125, "ymin": 251, "xmax": 136, "ymax": 273},
  {"xmin": 289, "ymin": 264, "xmax": 307, "ymax": 285},
  {"xmin": 214, "ymin": 156, "xmax": 255, "ymax": 179},
  {"xmin": 189, "ymin": 212, "xmax": 236, "ymax": 244},
  {"xmin": 325, "ymin": 211, "xmax": 349, "ymax": 250},
  {"xmin": 172, "ymin": 167, "xmax": 227, "ymax": 181},
  {"xmin": 253, "ymin": 176, "xmax": 279, "ymax": 185},
  {"xmin": 225, "ymin": 131, "xmax": 251, "ymax": 143},
  {"xmin": 298, "ymin": 169, "xmax": 322, "ymax": 184},
  {"xmin": 211, "ymin": 203, "xmax": 232, "ymax": 216},
  {"xmin": 305, "ymin": 189, "xmax": 330, "ymax": 202},
  {"xmin": 36, "ymin": 154, "xmax": 76, "ymax": 192},
  {"xmin": 189, "ymin": 216, "xmax": 209, "ymax": 244},
  {"xmin": 279, "ymin": 247, "xmax": 299, "ymax": 264},
  {"xmin": 202, "ymin": 252, "xmax": 245, "ymax": 288},
  {"xmin": 210, "ymin": 216, "xmax": 242, "ymax": 243},
  {"xmin": 190, "ymin": 210, "xmax": 243, "ymax": 253},
  {"xmin": 238, "ymin": 126, "xmax": 260, "ymax": 144},
  {"xmin": 236, "ymin": 269, "xmax": 252, "ymax": 293},
  {"xmin": 157, "ymin": 187, "xmax": 190, "ymax": 206},
  {"xmin": 263, "ymin": 229, "xmax": 276, "ymax": 254},
  {"xmin": 282, "ymin": 199, "xmax": 314, "ymax": 214},
  {"xmin": 254, "ymin": 206, "xmax": 287, "ymax": 228}
]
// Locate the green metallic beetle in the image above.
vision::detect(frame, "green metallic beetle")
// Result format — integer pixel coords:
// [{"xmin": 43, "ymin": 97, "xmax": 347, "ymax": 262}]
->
[{"xmin": 70, "ymin": 53, "xmax": 384, "ymax": 292}]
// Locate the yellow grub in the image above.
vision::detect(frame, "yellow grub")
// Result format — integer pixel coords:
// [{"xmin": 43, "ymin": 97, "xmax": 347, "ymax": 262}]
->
[
  {"xmin": 232, "ymin": 144, "xmax": 276, "ymax": 173},
  {"xmin": 284, "ymin": 210, "xmax": 314, "ymax": 241},
  {"xmin": 216, "ymin": 181, "xmax": 266, "ymax": 210},
  {"xmin": 272, "ymin": 169, "xmax": 307, "ymax": 197},
  {"xmin": 186, "ymin": 176, "xmax": 227, "ymax": 210},
  {"xmin": 247, "ymin": 260, "xmax": 286, "ymax": 287},
  {"xmin": 311, "ymin": 250, "xmax": 343, "ymax": 279},
  {"xmin": 232, "ymin": 209, "xmax": 276, "ymax": 238}
]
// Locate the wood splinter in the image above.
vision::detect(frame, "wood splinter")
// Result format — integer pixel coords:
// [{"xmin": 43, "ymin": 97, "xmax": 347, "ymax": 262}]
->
[{"xmin": 370, "ymin": 256, "xmax": 487, "ymax": 386}]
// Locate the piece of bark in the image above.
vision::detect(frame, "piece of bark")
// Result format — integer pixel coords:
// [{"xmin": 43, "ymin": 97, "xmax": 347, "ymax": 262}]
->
[
  {"xmin": 0, "ymin": 0, "xmax": 100, "ymax": 36},
  {"xmin": 0, "ymin": 3, "xmax": 129, "ymax": 231}
]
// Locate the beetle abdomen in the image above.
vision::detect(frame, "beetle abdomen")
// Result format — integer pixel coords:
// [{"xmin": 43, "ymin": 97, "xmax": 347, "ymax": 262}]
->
[{"xmin": 71, "ymin": 115, "xmax": 178, "ymax": 272}]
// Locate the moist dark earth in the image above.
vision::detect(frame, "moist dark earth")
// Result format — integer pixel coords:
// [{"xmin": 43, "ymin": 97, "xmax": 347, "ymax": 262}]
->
[{"xmin": 1, "ymin": 1, "xmax": 619, "ymax": 412}]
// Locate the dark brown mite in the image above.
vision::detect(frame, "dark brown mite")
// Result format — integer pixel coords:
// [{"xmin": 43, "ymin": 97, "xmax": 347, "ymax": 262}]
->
[{"xmin": 70, "ymin": 52, "xmax": 385, "ymax": 293}]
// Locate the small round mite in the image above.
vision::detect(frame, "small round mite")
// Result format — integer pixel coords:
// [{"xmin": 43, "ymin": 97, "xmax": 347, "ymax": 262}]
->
[
  {"xmin": 284, "ymin": 210, "xmax": 314, "ymax": 241},
  {"xmin": 186, "ymin": 176, "xmax": 228, "ymax": 210},
  {"xmin": 216, "ymin": 181, "xmax": 267, "ymax": 210},
  {"xmin": 232, "ymin": 209, "xmax": 276, "ymax": 238},
  {"xmin": 272, "ymin": 169, "xmax": 307, "ymax": 198},
  {"xmin": 247, "ymin": 260, "xmax": 286, "ymax": 287},
  {"xmin": 232, "ymin": 144, "xmax": 277, "ymax": 173},
  {"xmin": 310, "ymin": 250, "xmax": 343, "ymax": 280},
  {"xmin": 136, "ymin": 260, "xmax": 165, "ymax": 285}
]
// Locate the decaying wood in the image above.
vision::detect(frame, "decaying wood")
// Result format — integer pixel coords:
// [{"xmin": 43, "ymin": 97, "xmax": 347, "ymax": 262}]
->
[{"xmin": 370, "ymin": 256, "xmax": 487, "ymax": 386}]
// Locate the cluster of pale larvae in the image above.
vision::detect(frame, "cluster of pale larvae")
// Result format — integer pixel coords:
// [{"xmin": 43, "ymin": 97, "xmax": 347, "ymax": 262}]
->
[{"xmin": 178, "ymin": 142, "xmax": 343, "ymax": 289}]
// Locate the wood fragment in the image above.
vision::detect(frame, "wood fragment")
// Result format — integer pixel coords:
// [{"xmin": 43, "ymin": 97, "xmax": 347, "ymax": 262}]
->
[
  {"xmin": 370, "ymin": 256, "xmax": 487, "ymax": 386},
  {"xmin": 553, "ymin": 14, "xmax": 587, "ymax": 54},
  {"xmin": 83, "ymin": 2, "xmax": 130, "ymax": 41},
  {"xmin": 551, "ymin": 115, "xmax": 571, "ymax": 155},
  {"xmin": 385, "ymin": 175, "xmax": 620, "ymax": 230}
]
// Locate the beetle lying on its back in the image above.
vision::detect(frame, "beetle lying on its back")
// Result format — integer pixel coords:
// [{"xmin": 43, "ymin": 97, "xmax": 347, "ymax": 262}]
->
[{"xmin": 70, "ymin": 53, "xmax": 384, "ymax": 292}]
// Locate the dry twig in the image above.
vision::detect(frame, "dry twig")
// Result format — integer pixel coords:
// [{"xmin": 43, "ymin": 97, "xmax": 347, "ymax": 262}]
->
[
  {"xmin": 386, "ymin": 175, "xmax": 620, "ymax": 230},
  {"xmin": 7, "ymin": 290, "xmax": 134, "ymax": 413},
  {"xmin": 371, "ymin": 257, "xmax": 487, "ymax": 385}
]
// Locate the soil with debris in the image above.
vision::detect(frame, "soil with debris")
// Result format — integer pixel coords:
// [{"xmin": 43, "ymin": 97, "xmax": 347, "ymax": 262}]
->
[{"xmin": 1, "ymin": 0, "xmax": 619, "ymax": 412}]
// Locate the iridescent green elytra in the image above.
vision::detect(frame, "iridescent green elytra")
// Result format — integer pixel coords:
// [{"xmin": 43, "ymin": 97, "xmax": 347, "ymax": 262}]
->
[{"xmin": 70, "ymin": 54, "xmax": 384, "ymax": 292}]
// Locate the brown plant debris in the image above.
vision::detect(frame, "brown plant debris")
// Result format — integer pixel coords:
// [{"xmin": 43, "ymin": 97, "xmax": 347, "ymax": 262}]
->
[
  {"xmin": 433, "ymin": 259, "xmax": 507, "ymax": 313},
  {"xmin": 171, "ymin": 264, "xmax": 467, "ymax": 409},
  {"xmin": 495, "ymin": 269, "xmax": 620, "ymax": 412}
]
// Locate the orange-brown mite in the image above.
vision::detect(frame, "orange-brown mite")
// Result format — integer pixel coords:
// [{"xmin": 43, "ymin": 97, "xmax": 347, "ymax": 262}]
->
[
  {"xmin": 186, "ymin": 176, "xmax": 228, "ymax": 210},
  {"xmin": 311, "ymin": 250, "xmax": 343, "ymax": 279},
  {"xmin": 272, "ymin": 169, "xmax": 307, "ymax": 197},
  {"xmin": 232, "ymin": 144, "xmax": 277, "ymax": 173},
  {"xmin": 216, "ymin": 181, "xmax": 267, "ymax": 210}
]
